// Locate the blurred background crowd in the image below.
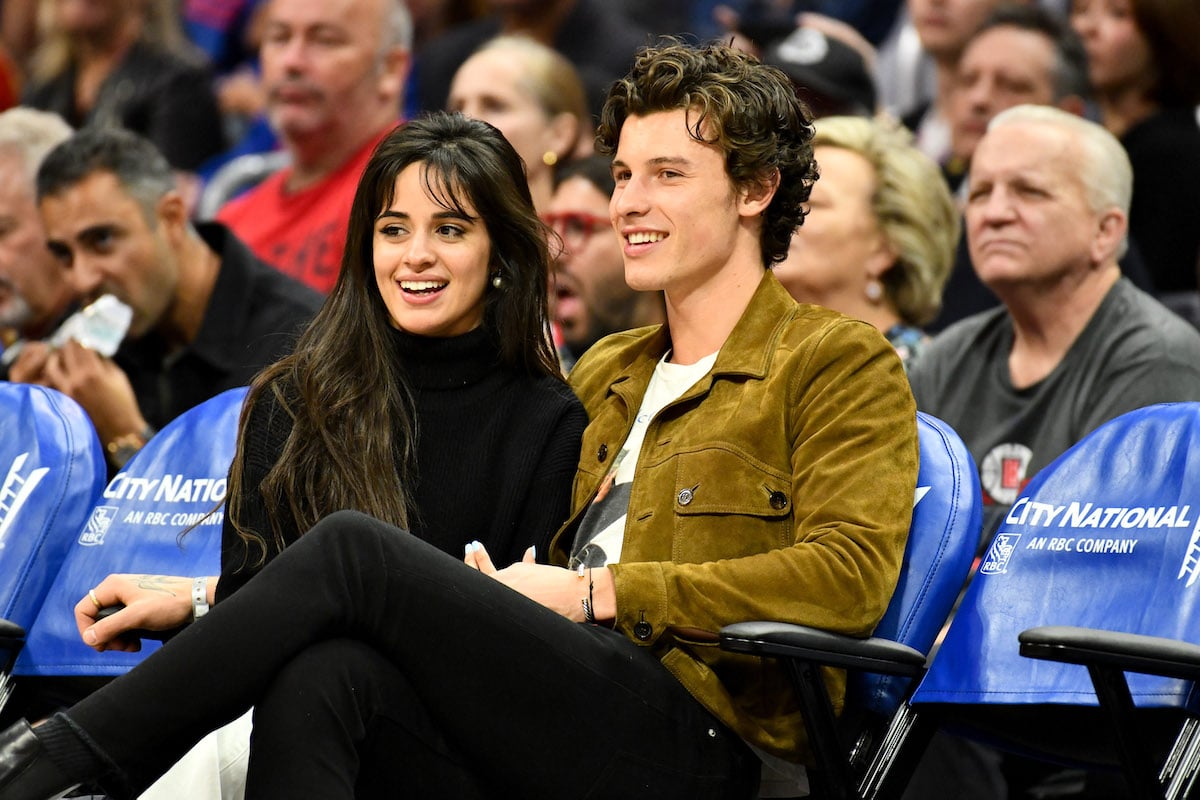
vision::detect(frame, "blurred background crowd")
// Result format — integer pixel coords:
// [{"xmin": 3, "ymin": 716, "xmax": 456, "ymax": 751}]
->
[
  {"xmin": 0, "ymin": 4, "xmax": 1197, "ymax": 798},
  {"xmin": 0, "ymin": 0, "xmax": 1194, "ymax": 337}
]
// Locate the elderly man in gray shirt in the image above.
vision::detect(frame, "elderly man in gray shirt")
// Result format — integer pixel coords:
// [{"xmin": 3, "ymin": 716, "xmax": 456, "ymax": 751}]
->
[{"xmin": 909, "ymin": 104, "xmax": 1200, "ymax": 549}]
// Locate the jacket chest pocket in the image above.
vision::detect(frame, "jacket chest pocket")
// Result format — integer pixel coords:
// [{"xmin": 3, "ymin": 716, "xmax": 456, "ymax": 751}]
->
[{"xmin": 669, "ymin": 447, "xmax": 793, "ymax": 560}]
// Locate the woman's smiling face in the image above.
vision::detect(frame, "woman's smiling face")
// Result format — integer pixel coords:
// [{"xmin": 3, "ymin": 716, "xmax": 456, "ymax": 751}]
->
[{"xmin": 373, "ymin": 162, "xmax": 492, "ymax": 338}]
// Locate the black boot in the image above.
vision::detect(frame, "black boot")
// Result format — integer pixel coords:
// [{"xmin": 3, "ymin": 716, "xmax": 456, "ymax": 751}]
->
[{"xmin": 0, "ymin": 721, "xmax": 79, "ymax": 800}]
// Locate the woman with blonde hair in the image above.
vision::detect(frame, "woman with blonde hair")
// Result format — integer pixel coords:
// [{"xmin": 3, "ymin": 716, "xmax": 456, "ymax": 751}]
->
[
  {"xmin": 775, "ymin": 114, "xmax": 958, "ymax": 366},
  {"xmin": 448, "ymin": 34, "xmax": 591, "ymax": 211}
]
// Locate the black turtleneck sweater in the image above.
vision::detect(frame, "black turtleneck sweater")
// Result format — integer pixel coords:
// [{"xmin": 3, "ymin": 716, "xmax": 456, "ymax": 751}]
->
[{"xmin": 216, "ymin": 327, "xmax": 586, "ymax": 601}]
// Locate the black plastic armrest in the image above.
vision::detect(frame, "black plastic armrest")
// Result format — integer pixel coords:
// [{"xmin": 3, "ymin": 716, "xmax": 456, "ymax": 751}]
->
[
  {"xmin": 720, "ymin": 621, "xmax": 927, "ymax": 677},
  {"xmin": 94, "ymin": 606, "xmax": 182, "ymax": 643},
  {"xmin": 1019, "ymin": 625, "xmax": 1200, "ymax": 682},
  {"xmin": 0, "ymin": 618, "xmax": 24, "ymax": 646}
]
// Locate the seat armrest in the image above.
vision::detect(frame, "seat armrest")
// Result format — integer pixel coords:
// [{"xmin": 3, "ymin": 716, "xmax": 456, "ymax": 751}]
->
[
  {"xmin": 0, "ymin": 618, "xmax": 24, "ymax": 655},
  {"xmin": 1019, "ymin": 625, "xmax": 1200, "ymax": 682},
  {"xmin": 0, "ymin": 619, "xmax": 24, "ymax": 643},
  {"xmin": 94, "ymin": 605, "xmax": 182, "ymax": 643},
  {"xmin": 720, "ymin": 621, "xmax": 927, "ymax": 677}
]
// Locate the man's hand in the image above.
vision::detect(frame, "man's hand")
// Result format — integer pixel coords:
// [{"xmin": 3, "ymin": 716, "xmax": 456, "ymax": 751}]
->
[
  {"xmin": 466, "ymin": 543, "xmax": 598, "ymax": 622},
  {"xmin": 37, "ymin": 339, "xmax": 147, "ymax": 447},
  {"xmin": 75, "ymin": 574, "xmax": 204, "ymax": 652},
  {"xmin": 8, "ymin": 341, "xmax": 53, "ymax": 384},
  {"xmin": 493, "ymin": 559, "xmax": 590, "ymax": 621}
]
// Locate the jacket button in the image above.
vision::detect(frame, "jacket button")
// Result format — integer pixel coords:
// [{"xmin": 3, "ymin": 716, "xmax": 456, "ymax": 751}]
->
[
  {"xmin": 597, "ymin": 443, "xmax": 608, "ymax": 462},
  {"xmin": 769, "ymin": 491, "xmax": 788, "ymax": 510},
  {"xmin": 633, "ymin": 620, "xmax": 653, "ymax": 640},
  {"xmin": 677, "ymin": 488, "xmax": 694, "ymax": 506}
]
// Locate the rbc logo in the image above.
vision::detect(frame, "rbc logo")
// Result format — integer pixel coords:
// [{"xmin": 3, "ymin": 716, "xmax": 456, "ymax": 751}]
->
[
  {"xmin": 981, "ymin": 533, "xmax": 1021, "ymax": 575},
  {"xmin": 79, "ymin": 505, "xmax": 119, "ymax": 546}
]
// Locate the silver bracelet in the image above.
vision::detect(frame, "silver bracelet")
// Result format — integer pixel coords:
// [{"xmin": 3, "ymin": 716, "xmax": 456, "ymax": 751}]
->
[{"xmin": 192, "ymin": 576, "xmax": 210, "ymax": 621}]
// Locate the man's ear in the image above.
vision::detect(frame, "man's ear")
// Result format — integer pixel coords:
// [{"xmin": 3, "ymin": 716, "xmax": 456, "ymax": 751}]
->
[
  {"xmin": 378, "ymin": 46, "xmax": 410, "ymax": 100},
  {"xmin": 1092, "ymin": 206, "xmax": 1127, "ymax": 265},
  {"xmin": 156, "ymin": 191, "xmax": 189, "ymax": 247},
  {"xmin": 738, "ymin": 168, "xmax": 780, "ymax": 218}
]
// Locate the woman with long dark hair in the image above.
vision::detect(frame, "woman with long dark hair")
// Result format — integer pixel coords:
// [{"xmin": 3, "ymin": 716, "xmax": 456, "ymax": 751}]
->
[
  {"xmin": 216, "ymin": 107, "xmax": 581, "ymax": 591},
  {"xmin": 76, "ymin": 111, "xmax": 584, "ymax": 651},
  {"xmin": 34, "ymin": 112, "xmax": 586, "ymax": 799}
]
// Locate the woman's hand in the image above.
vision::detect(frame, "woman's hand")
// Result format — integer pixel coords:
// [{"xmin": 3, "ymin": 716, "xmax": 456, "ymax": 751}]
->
[
  {"xmin": 75, "ymin": 574, "xmax": 207, "ymax": 652},
  {"xmin": 462, "ymin": 540, "xmax": 505, "ymax": 575},
  {"xmin": 465, "ymin": 542, "xmax": 614, "ymax": 622},
  {"xmin": 492, "ymin": 558, "xmax": 588, "ymax": 621}
]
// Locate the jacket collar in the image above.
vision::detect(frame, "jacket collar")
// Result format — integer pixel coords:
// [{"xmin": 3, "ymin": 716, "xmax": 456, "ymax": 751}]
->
[
  {"xmin": 709, "ymin": 270, "xmax": 798, "ymax": 381},
  {"xmin": 603, "ymin": 270, "xmax": 799, "ymax": 407}
]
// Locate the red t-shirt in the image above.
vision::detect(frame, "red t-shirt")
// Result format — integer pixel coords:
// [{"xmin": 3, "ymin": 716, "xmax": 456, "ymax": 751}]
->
[{"xmin": 217, "ymin": 126, "xmax": 394, "ymax": 294}]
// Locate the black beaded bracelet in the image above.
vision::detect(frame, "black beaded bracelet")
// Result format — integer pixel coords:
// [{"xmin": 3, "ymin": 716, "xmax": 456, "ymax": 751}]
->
[{"xmin": 581, "ymin": 566, "xmax": 596, "ymax": 624}]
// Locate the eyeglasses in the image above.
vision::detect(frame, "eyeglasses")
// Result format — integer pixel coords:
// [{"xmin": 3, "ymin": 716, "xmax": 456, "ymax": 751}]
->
[{"xmin": 541, "ymin": 211, "xmax": 611, "ymax": 251}]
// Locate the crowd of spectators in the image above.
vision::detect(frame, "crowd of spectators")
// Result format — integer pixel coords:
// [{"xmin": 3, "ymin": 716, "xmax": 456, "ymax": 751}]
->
[
  {"xmin": 0, "ymin": 0, "xmax": 1192, "ymax": 338},
  {"xmin": 0, "ymin": 1, "xmax": 1197, "ymax": 797},
  {"xmin": 0, "ymin": 0, "xmax": 1194, "ymax": 322}
]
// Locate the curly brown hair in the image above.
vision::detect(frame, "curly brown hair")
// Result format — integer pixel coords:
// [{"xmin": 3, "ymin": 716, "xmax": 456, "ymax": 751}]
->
[{"xmin": 596, "ymin": 39, "xmax": 817, "ymax": 267}]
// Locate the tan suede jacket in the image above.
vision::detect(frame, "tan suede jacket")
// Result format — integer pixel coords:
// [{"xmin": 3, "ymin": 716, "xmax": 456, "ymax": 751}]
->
[{"xmin": 551, "ymin": 271, "xmax": 918, "ymax": 762}]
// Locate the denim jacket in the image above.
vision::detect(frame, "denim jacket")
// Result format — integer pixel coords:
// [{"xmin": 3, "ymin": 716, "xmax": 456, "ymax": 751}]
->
[{"xmin": 552, "ymin": 271, "xmax": 918, "ymax": 761}]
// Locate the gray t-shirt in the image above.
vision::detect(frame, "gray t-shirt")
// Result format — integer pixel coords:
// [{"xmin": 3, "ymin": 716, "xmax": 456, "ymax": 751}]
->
[{"xmin": 909, "ymin": 278, "xmax": 1200, "ymax": 547}]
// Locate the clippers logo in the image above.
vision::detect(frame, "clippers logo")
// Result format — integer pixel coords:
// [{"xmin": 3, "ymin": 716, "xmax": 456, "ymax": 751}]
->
[
  {"xmin": 980, "ymin": 443, "xmax": 1033, "ymax": 506},
  {"xmin": 0, "ymin": 453, "xmax": 49, "ymax": 548},
  {"xmin": 79, "ymin": 506, "xmax": 119, "ymax": 546},
  {"xmin": 1178, "ymin": 518, "xmax": 1200, "ymax": 587},
  {"xmin": 981, "ymin": 533, "xmax": 1021, "ymax": 575}
]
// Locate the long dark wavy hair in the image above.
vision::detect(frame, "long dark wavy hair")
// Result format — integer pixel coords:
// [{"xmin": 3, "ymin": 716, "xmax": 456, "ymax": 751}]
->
[
  {"xmin": 227, "ymin": 112, "xmax": 562, "ymax": 565},
  {"xmin": 596, "ymin": 39, "xmax": 817, "ymax": 268}
]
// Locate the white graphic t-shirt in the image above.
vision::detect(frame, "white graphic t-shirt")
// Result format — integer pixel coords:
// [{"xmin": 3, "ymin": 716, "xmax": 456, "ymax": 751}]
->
[{"xmin": 568, "ymin": 350, "xmax": 718, "ymax": 568}]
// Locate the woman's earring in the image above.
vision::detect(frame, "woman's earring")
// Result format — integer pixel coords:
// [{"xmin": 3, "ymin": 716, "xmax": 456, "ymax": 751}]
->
[
  {"xmin": 865, "ymin": 278, "xmax": 884, "ymax": 303},
  {"xmin": 491, "ymin": 272, "xmax": 504, "ymax": 289},
  {"xmin": 542, "ymin": 151, "xmax": 558, "ymax": 167}
]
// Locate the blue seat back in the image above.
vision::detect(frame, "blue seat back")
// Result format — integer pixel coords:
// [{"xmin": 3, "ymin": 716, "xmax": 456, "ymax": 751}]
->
[
  {"xmin": 915, "ymin": 403, "xmax": 1200, "ymax": 717},
  {"xmin": 0, "ymin": 383, "xmax": 105, "ymax": 631},
  {"xmin": 851, "ymin": 412, "xmax": 982, "ymax": 715},
  {"xmin": 16, "ymin": 387, "xmax": 247, "ymax": 676}
]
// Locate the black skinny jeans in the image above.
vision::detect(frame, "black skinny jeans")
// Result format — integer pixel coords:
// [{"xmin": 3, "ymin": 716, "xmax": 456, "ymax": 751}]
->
[{"xmin": 70, "ymin": 510, "xmax": 760, "ymax": 799}]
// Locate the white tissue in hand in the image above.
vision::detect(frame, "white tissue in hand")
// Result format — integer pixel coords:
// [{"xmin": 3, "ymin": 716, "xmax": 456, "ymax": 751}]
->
[{"xmin": 49, "ymin": 294, "xmax": 133, "ymax": 357}]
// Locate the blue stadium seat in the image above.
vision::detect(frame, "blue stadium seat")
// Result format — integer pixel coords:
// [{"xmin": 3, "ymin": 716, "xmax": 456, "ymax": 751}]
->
[
  {"xmin": 0, "ymin": 383, "xmax": 106, "ymax": 711},
  {"xmin": 15, "ymin": 387, "xmax": 247, "ymax": 677},
  {"xmin": 913, "ymin": 402, "xmax": 1200, "ymax": 799},
  {"xmin": 720, "ymin": 411, "xmax": 982, "ymax": 798}
]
